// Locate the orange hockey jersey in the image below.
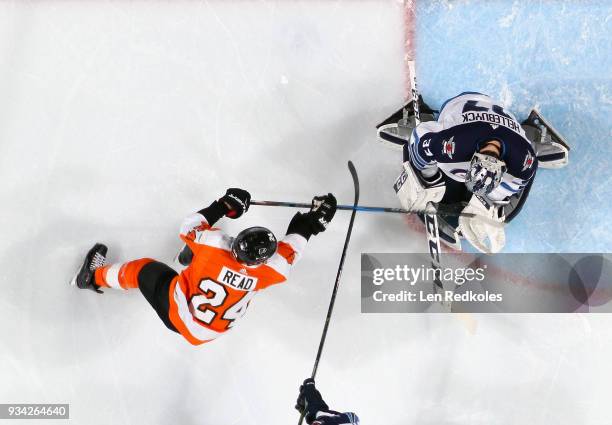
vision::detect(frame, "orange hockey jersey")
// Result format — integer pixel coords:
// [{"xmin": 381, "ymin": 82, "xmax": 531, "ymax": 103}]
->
[{"xmin": 167, "ymin": 213, "xmax": 307, "ymax": 345}]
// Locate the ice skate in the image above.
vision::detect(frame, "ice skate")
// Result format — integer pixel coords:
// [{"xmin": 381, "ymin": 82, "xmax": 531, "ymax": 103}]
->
[
  {"xmin": 70, "ymin": 243, "xmax": 108, "ymax": 294},
  {"xmin": 521, "ymin": 109, "xmax": 570, "ymax": 169}
]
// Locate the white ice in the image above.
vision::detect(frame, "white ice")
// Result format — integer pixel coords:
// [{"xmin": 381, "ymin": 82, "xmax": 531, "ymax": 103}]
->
[{"xmin": 1, "ymin": 1, "xmax": 611, "ymax": 425}]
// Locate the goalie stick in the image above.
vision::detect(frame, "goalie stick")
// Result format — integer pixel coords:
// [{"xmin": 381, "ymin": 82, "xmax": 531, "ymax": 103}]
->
[
  {"xmin": 251, "ymin": 200, "xmax": 501, "ymax": 224},
  {"xmin": 400, "ymin": 59, "xmax": 448, "ymax": 302},
  {"xmin": 298, "ymin": 161, "xmax": 359, "ymax": 425}
]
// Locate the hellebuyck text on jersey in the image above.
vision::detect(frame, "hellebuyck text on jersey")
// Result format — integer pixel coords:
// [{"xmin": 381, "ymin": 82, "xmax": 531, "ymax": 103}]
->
[{"xmin": 461, "ymin": 111, "xmax": 521, "ymax": 132}]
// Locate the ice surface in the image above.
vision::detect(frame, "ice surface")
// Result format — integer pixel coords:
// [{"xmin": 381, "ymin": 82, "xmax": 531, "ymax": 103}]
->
[
  {"xmin": 0, "ymin": 1, "xmax": 611, "ymax": 425},
  {"xmin": 417, "ymin": 0, "xmax": 612, "ymax": 252}
]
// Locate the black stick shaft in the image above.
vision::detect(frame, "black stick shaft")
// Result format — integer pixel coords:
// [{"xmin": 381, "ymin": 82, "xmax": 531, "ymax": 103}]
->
[
  {"xmin": 311, "ymin": 161, "xmax": 359, "ymax": 378},
  {"xmin": 298, "ymin": 161, "xmax": 359, "ymax": 425}
]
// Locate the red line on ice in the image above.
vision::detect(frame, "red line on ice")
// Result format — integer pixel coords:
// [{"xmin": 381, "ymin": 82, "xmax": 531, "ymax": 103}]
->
[{"xmin": 403, "ymin": 0, "xmax": 417, "ymax": 100}]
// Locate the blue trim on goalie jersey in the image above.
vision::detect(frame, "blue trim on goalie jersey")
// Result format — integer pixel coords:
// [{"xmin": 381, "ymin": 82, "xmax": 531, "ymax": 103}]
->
[
  {"xmin": 500, "ymin": 182, "xmax": 521, "ymax": 194},
  {"xmin": 409, "ymin": 130, "xmax": 432, "ymax": 170},
  {"xmin": 439, "ymin": 91, "xmax": 485, "ymax": 115},
  {"xmin": 410, "ymin": 143, "xmax": 429, "ymax": 169}
]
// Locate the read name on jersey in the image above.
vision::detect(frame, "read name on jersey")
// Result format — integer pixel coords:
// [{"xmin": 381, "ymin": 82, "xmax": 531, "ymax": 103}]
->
[{"xmin": 217, "ymin": 266, "xmax": 258, "ymax": 291}]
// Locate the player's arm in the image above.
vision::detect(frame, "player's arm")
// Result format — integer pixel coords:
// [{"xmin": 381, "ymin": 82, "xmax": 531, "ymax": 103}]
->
[
  {"xmin": 259, "ymin": 194, "xmax": 337, "ymax": 285},
  {"xmin": 486, "ymin": 143, "xmax": 538, "ymax": 206},
  {"xmin": 407, "ymin": 122, "xmax": 444, "ymax": 176},
  {"xmin": 179, "ymin": 188, "xmax": 251, "ymax": 237},
  {"xmin": 295, "ymin": 379, "xmax": 359, "ymax": 425},
  {"xmin": 487, "ymin": 174, "xmax": 532, "ymax": 205},
  {"xmin": 177, "ymin": 188, "xmax": 251, "ymax": 265},
  {"xmin": 458, "ymin": 156, "xmax": 536, "ymax": 254},
  {"xmin": 286, "ymin": 193, "xmax": 337, "ymax": 241}
]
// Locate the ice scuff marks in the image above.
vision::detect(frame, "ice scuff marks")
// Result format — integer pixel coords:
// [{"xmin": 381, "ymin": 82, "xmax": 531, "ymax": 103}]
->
[
  {"xmin": 498, "ymin": 1, "xmax": 520, "ymax": 28},
  {"xmin": 415, "ymin": 0, "xmax": 612, "ymax": 251}
]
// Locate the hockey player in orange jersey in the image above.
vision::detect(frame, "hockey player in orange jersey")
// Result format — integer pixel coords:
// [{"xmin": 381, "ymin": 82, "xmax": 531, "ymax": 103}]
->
[{"xmin": 70, "ymin": 188, "xmax": 337, "ymax": 345}]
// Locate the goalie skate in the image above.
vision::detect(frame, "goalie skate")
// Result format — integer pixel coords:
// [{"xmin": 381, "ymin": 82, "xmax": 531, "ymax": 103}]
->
[
  {"xmin": 521, "ymin": 109, "xmax": 570, "ymax": 169},
  {"xmin": 376, "ymin": 96, "xmax": 437, "ymax": 150}
]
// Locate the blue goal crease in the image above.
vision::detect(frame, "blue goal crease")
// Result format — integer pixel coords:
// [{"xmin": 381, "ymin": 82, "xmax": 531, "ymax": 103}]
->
[{"xmin": 415, "ymin": 0, "xmax": 612, "ymax": 252}]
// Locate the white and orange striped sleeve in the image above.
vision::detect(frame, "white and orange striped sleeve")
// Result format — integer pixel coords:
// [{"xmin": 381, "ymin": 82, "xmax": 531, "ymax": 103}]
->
[
  {"xmin": 179, "ymin": 212, "xmax": 211, "ymax": 238},
  {"xmin": 257, "ymin": 233, "xmax": 308, "ymax": 289}
]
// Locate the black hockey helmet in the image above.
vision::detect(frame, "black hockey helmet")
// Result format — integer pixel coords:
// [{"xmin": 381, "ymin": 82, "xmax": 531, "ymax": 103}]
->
[{"xmin": 231, "ymin": 226, "xmax": 277, "ymax": 266}]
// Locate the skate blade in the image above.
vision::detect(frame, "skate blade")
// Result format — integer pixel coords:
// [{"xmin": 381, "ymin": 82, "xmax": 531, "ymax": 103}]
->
[
  {"xmin": 378, "ymin": 124, "xmax": 407, "ymax": 151},
  {"xmin": 69, "ymin": 263, "xmax": 82, "ymax": 287},
  {"xmin": 527, "ymin": 109, "xmax": 570, "ymax": 150}
]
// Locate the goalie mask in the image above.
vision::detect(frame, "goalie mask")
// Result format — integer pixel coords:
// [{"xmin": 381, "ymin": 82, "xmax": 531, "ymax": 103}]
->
[
  {"xmin": 465, "ymin": 152, "xmax": 507, "ymax": 196},
  {"xmin": 231, "ymin": 226, "xmax": 277, "ymax": 266}
]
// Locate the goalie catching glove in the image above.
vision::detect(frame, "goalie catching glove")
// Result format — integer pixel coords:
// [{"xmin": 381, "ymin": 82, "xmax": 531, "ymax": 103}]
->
[{"xmin": 458, "ymin": 195, "xmax": 506, "ymax": 254}]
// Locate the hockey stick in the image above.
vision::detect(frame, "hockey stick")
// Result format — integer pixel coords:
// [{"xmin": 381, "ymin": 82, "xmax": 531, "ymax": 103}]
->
[
  {"xmin": 399, "ymin": 0, "xmax": 446, "ymax": 294},
  {"xmin": 298, "ymin": 161, "xmax": 359, "ymax": 425},
  {"xmin": 404, "ymin": 58, "xmax": 449, "ymax": 303},
  {"xmin": 251, "ymin": 200, "xmax": 497, "ymax": 222}
]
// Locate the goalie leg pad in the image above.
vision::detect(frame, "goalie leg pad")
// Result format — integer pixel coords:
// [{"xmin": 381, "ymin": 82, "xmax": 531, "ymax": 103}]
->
[{"xmin": 394, "ymin": 161, "xmax": 445, "ymax": 211}]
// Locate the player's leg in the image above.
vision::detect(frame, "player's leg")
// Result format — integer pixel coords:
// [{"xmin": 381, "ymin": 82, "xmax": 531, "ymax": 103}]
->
[
  {"xmin": 439, "ymin": 175, "xmax": 470, "ymax": 207},
  {"xmin": 436, "ymin": 177, "xmax": 470, "ymax": 250},
  {"xmin": 95, "ymin": 257, "xmax": 179, "ymax": 331},
  {"xmin": 408, "ymin": 175, "xmax": 467, "ymax": 250},
  {"xmin": 70, "ymin": 243, "xmax": 108, "ymax": 293},
  {"xmin": 503, "ymin": 174, "xmax": 535, "ymax": 223},
  {"xmin": 137, "ymin": 261, "xmax": 179, "ymax": 332},
  {"xmin": 71, "ymin": 244, "xmax": 179, "ymax": 332},
  {"xmin": 94, "ymin": 258, "xmax": 156, "ymax": 291}
]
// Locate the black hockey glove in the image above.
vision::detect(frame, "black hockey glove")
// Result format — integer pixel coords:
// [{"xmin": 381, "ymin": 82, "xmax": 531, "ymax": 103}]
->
[
  {"xmin": 286, "ymin": 193, "xmax": 337, "ymax": 240},
  {"xmin": 308, "ymin": 193, "xmax": 337, "ymax": 234},
  {"xmin": 220, "ymin": 188, "xmax": 251, "ymax": 219},
  {"xmin": 295, "ymin": 378, "xmax": 329, "ymax": 424}
]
